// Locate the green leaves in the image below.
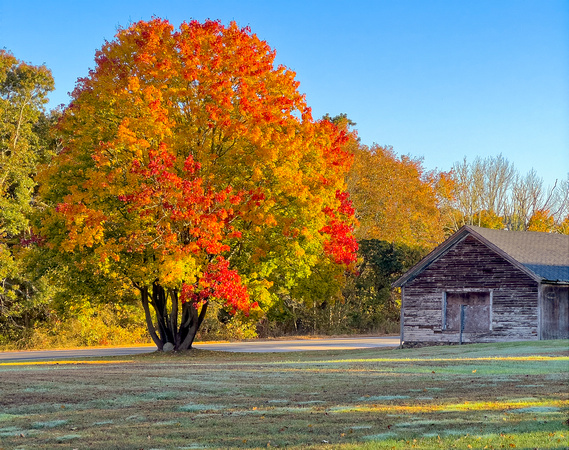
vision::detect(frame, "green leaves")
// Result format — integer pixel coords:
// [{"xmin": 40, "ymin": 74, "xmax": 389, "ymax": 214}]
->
[{"xmin": 0, "ymin": 50, "xmax": 54, "ymax": 342}]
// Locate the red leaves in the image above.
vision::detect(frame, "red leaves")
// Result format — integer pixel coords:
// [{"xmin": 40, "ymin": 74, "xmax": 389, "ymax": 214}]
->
[
  {"xmin": 320, "ymin": 219, "xmax": 358, "ymax": 266},
  {"xmin": 336, "ymin": 191, "xmax": 355, "ymax": 217},
  {"xmin": 19, "ymin": 232, "xmax": 45, "ymax": 248},
  {"xmin": 183, "ymin": 155, "xmax": 201, "ymax": 174},
  {"xmin": 117, "ymin": 146, "xmax": 243, "ymax": 257},
  {"xmin": 320, "ymin": 190, "xmax": 358, "ymax": 266},
  {"xmin": 180, "ymin": 256, "xmax": 251, "ymax": 314},
  {"xmin": 179, "ymin": 282, "xmax": 195, "ymax": 304}
]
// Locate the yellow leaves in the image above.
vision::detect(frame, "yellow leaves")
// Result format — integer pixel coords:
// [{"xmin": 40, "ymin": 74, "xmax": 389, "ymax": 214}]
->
[
  {"xmin": 252, "ymin": 166, "xmax": 263, "ymax": 182},
  {"xmin": 91, "ymin": 240, "xmax": 124, "ymax": 275},
  {"xmin": 250, "ymin": 126, "xmax": 263, "ymax": 144},
  {"xmin": 527, "ymin": 209, "xmax": 555, "ymax": 233},
  {"xmin": 127, "ymin": 76, "xmax": 140, "ymax": 93},
  {"xmin": 57, "ymin": 202, "xmax": 107, "ymax": 252},
  {"xmin": 117, "ymin": 120, "xmax": 149, "ymax": 151},
  {"xmin": 300, "ymin": 227, "xmax": 312, "ymax": 238},
  {"xmin": 157, "ymin": 253, "xmax": 197, "ymax": 288},
  {"xmin": 246, "ymin": 210, "xmax": 275, "ymax": 227}
]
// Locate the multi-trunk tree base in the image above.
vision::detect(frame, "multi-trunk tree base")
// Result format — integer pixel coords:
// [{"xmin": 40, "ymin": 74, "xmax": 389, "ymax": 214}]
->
[{"xmin": 139, "ymin": 282, "xmax": 208, "ymax": 351}]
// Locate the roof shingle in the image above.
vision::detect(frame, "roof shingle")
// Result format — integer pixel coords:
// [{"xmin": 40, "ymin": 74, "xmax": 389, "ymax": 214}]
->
[{"xmin": 469, "ymin": 226, "xmax": 569, "ymax": 282}]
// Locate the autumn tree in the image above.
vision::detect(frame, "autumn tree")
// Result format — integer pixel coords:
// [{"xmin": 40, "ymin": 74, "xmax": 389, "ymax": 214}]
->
[
  {"xmin": 0, "ymin": 50, "xmax": 54, "ymax": 343},
  {"xmin": 37, "ymin": 19, "xmax": 357, "ymax": 350},
  {"xmin": 347, "ymin": 143, "xmax": 445, "ymax": 249}
]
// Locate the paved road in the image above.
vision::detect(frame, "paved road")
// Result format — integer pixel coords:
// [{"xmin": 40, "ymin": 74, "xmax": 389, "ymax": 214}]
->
[
  {"xmin": 195, "ymin": 336, "xmax": 400, "ymax": 353},
  {"xmin": 0, "ymin": 336, "xmax": 399, "ymax": 362}
]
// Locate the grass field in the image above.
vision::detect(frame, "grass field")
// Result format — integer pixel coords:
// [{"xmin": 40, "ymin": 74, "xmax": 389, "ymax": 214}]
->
[{"xmin": 0, "ymin": 340, "xmax": 567, "ymax": 449}]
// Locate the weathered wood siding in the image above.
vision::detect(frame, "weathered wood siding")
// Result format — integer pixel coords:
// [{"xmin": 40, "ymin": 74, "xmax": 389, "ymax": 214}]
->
[
  {"xmin": 540, "ymin": 284, "xmax": 569, "ymax": 339},
  {"xmin": 402, "ymin": 234, "xmax": 539, "ymax": 344}
]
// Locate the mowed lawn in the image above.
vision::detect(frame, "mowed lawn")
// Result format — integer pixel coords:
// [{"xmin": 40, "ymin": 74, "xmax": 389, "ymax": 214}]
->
[{"xmin": 0, "ymin": 340, "xmax": 567, "ymax": 449}]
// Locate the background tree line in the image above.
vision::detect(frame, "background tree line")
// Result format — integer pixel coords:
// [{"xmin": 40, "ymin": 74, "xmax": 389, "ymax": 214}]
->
[
  {"xmin": 1, "ymin": 38, "xmax": 568, "ymax": 348},
  {"xmin": 441, "ymin": 154, "xmax": 569, "ymax": 233}
]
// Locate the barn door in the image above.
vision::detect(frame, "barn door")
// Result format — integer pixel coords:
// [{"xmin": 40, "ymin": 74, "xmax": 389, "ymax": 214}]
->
[
  {"xmin": 541, "ymin": 286, "xmax": 569, "ymax": 340},
  {"xmin": 445, "ymin": 292, "xmax": 490, "ymax": 334}
]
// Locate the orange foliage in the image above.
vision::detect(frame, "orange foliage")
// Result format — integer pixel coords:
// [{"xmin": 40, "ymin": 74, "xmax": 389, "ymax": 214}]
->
[
  {"xmin": 348, "ymin": 144, "xmax": 445, "ymax": 249},
  {"xmin": 527, "ymin": 210, "xmax": 555, "ymax": 233}
]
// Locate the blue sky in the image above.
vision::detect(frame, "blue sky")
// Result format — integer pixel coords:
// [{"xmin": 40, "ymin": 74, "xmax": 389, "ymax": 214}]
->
[{"xmin": 1, "ymin": 0, "xmax": 568, "ymax": 188}]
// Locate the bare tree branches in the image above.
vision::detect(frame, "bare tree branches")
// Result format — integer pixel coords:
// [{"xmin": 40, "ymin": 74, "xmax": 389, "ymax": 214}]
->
[{"xmin": 443, "ymin": 154, "xmax": 568, "ymax": 233}]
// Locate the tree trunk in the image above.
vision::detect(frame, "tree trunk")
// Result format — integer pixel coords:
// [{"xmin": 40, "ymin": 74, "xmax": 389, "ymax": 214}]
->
[
  {"xmin": 178, "ymin": 301, "xmax": 208, "ymax": 350},
  {"xmin": 139, "ymin": 281, "xmax": 209, "ymax": 351},
  {"xmin": 169, "ymin": 288, "xmax": 179, "ymax": 348},
  {"xmin": 152, "ymin": 282, "xmax": 174, "ymax": 345},
  {"xmin": 140, "ymin": 286, "xmax": 163, "ymax": 350}
]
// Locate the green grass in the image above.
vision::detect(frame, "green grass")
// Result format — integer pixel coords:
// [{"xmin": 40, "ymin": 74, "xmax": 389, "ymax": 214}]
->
[{"xmin": 0, "ymin": 339, "xmax": 567, "ymax": 449}]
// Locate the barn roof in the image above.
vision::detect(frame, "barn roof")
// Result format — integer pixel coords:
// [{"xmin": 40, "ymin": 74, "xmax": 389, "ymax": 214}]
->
[{"xmin": 393, "ymin": 225, "xmax": 569, "ymax": 287}]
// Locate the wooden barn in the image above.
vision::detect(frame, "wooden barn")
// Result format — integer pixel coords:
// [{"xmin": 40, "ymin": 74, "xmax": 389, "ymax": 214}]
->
[{"xmin": 393, "ymin": 225, "xmax": 569, "ymax": 346}]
